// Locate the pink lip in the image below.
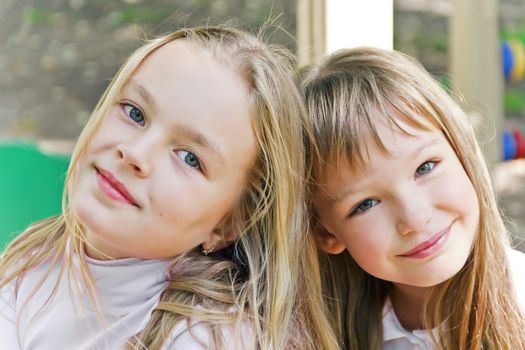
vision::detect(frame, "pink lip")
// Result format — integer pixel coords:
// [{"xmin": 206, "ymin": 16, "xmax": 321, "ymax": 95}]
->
[
  {"xmin": 399, "ymin": 224, "xmax": 452, "ymax": 259},
  {"xmin": 95, "ymin": 167, "xmax": 139, "ymax": 207}
]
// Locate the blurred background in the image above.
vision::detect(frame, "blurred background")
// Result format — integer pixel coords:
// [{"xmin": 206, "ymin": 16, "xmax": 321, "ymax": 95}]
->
[{"xmin": 0, "ymin": 0, "xmax": 524, "ymax": 252}]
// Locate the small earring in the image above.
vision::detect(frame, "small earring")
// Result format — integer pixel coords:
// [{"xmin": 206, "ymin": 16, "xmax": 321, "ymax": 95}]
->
[{"xmin": 202, "ymin": 245, "xmax": 215, "ymax": 256}]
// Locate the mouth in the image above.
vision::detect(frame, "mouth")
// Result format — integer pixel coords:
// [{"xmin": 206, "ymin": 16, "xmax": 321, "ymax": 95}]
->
[
  {"xmin": 398, "ymin": 224, "xmax": 452, "ymax": 259},
  {"xmin": 95, "ymin": 166, "xmax": 139, "ymax": 207}
]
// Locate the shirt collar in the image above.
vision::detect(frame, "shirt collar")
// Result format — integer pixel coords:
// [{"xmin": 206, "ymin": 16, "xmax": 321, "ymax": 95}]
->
[
  {"xmin": 382, "ymin": 297, "xmax": 439, "ymax": 344},
  {"xmin": 382, "ymin": 297, "xmax": 410, "ymax": 342}
]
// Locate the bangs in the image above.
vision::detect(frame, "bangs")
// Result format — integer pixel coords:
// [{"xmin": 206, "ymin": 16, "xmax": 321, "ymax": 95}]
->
[{"xmin": 306, "ymin": 70, "xmax": 447, "ymax": 179}]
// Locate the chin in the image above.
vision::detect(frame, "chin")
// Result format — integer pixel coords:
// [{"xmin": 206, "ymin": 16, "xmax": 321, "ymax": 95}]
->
[{"xmin": 417, "ymin": 264, "xmax": 466, "ymax": 287}]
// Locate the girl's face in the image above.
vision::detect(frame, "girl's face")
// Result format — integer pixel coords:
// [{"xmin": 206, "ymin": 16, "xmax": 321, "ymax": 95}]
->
[
  {"xmin": 313, "ymin": 113, "xmax": 479, "ymax": 288},
  {"xmin": 72, "ymin": 40, "xmax": 257, "ymax": 259}
]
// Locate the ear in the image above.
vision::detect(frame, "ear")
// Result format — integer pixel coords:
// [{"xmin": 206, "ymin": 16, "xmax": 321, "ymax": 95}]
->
[
  {"xmin": 202, "ymin": 222, "xmax": 238, "ymax": 253},
  {"xmin": 314, "ymin": 223, "xmax": 347, "ymax": 255}
]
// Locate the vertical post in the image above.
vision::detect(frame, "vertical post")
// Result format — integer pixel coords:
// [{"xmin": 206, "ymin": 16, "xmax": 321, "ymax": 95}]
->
[
  {"xmin": 450, "ymin": 0, "xmax": 502, "ymax": 167},
  {"xmin": 297, "ymin": 0, "xmax": 326, "ymax": 66}
]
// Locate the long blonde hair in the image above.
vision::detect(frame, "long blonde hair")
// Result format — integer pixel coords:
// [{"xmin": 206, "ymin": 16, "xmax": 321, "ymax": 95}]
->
[
  {"xmin": 300, "ymin": 47, "xmax": 525, "ymax": 350},
  {"xmin": 0, "ymin": 27, "xmax": 338, "ymax": 349}
]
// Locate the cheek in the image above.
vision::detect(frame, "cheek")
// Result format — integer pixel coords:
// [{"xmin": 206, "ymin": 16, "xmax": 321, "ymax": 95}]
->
[
  {"xmin": 148, "ymin": 178, "xmax": 190, "ymax": 219},
  {"xmin": 70, "ymin": 157, "xmax": 91, "ymax": 202},
  {"xmin": 339, "ymin": 220, "xmax": 392, "ymax": 268},
  {"xmin": 85, "ymin": 112, "xmax": 122, "ymax": 153},
  {"xmin": 459, "ymin": 179, "xmax": 480, "ymax": 233},
  {"xmin": 434, "ymin": 165, "xmax": 479, "ymax": 216},
  {"xmin": 70, "ymin": 180, "xmax": 100, "ymax": 232},
  {"xmin": 459, "ymin": 178, "xmax": 479, "ymax": 216},
  {"xmin": 148, "ymin": 176, "xmax": 236, "ymax": 226}
]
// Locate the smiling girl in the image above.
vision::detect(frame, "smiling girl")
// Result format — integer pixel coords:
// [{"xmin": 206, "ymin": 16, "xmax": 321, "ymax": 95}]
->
[
  {"xmin": 300, "ymin": 47, "xmax": 525, "ymax": 349},
  {"xmin": 0, "ymin": 27, "xmax": 337, "ymax": 349}
]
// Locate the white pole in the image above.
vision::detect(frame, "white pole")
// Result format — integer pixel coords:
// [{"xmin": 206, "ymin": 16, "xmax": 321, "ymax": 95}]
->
[
  {"xmin": 297, "ymin": 0, "xmax": 393, "ymax": 66},
  {"xmin": 325, "ymin": 0, "xmax": 393, "ymax": 53}
]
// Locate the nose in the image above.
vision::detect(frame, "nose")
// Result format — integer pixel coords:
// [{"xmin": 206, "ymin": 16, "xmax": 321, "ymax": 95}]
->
[
  {"xmin": 395, "ymin": 191, "xmax": 432, "ymax": 236},
  {"xmin": 116, "ymin": 137, "xmax": 155, "ymax": 177}
]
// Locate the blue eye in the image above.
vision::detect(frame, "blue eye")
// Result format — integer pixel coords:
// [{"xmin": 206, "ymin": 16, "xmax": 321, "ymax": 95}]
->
[
  {"xmin": 352, "ymin": 198, "xmax": 379, "ymax": 215},
  {"xmin": 415, "ymin": 161, "xmax": 437, "ymax": 177},
  {"xmin": 123, "ymin": 104, "xmax": 145, "ymax": 126},
  {"xmin": 176, "ymin": 150, "xmax": 201, "ymax": 170}
]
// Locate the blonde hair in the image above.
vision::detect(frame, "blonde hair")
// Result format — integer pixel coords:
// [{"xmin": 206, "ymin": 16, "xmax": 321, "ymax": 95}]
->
[
  {"xmin": 0, "ymin": 27, "xmax": 338, "ymax": 349},
  {"xmin": 300, "ymin": 47, "xmax": 525, "ymax": 350}
]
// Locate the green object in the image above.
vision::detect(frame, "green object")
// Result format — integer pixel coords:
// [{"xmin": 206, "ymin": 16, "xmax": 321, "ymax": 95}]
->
[
  {"xmin": 0, "ymin": 141, "xmax": 70, "ymax": 250},
  {"xmin": 505, "ymin": 88, "xmax": 525, "ymax": 114},
  {"xmin": 435, "ymin": 74, "xmax": 453, "ymax": 94}
]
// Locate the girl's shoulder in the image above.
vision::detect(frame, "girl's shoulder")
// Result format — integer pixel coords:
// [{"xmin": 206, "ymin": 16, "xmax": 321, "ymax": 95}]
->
[
  {"xmin": 161, "ymin": 317, "xmax": 255, "ymax": 350},
  {"xmin": 0, "ymin": 256, "xmax": 61, "ymax": 348},
  {"xmin": 507, "ymin": 247, "xmax": 525, "ymax": 312}
]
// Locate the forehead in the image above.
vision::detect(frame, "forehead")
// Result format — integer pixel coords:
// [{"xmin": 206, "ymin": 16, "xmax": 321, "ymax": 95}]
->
[
  {"xmin": 127, "ymin": 39, "xmax": 251, "ymax": 124},
  {"xmin": 315, "ymin": 114, "xmax": 444, "ymax": 192},
  {"xmin": 120, "ymin": 39, "xmax": 256, "ymax": 172},
  {"xmin": 132, "ymin": 39, "xmax": 243, "ymax": 90},
  {"xmin": 317, "ymin": 108, "xmax": 437, "ymax": 174}
]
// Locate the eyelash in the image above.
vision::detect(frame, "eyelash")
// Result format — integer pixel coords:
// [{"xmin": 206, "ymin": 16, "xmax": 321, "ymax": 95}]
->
[
  {"xmin": 350, "ymin": 198, "xmax": 379, "ymax": 216},
  {"xmin": 174, "ymin": 149, "xmax": 203, "ymax": 171},
  {"xmin": 415, "ymin": 160, "xmax": 438, "ymax": 178},
  {"xmin": 348, "ymin": 159, "xmax": 439, "ymax": 217},
  {"xmin": 121, "ymin": 103, "xmax": 145, "ymax": 126}
]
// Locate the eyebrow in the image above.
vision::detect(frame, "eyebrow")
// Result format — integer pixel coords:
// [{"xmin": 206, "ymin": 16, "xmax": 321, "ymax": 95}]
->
[
  {"xmin": 329, "ymin": 137, "xmax": 440, "ymax": 206},
  {"xmin": 408, "ymin": 137, "xmax": 440, "ymax": 160},
  {"xmin": 128, "ymin": 80, "xmax": 158, "ymax": 113},
  {"xmin": 176, "ymin": 124, "xmax": 229, "ymax": 168},
  {"xmin": 329, "ymin": 184, "xmax": 360, "ymax": 207},
  {"xmin": 125, "ymin": 81, "xmax": 228, "ymax": 168}
]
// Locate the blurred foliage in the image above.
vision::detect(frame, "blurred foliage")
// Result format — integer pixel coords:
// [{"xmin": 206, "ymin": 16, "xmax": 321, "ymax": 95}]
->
[
  {"xmin": 505, "ymin": 89, "xmax": 525, "ymax": 115},
  {"xmin": 393, "ymin": 9, "xmax": 448, "ymax": 75},
  {"xmin": 435, "ymin": 73, "xmax": 452, "ymax": 94},
  {"xmin": 501, "ymin": 25, "xmax": 525, "ymax": 41},
  {"xmin": 431, "ymin": 36, "xmax": 448, "ymax": 53},
  {"xmin": 108, "ymin": 7, "xmax": 176, "ymax": 25},
  {"xmin": 25, "ymin": 7, "xmax": 55, "ymax": 25},
  {"xmin": 0, "ymin": 0, "xmax": 296, "ymax": 139}
]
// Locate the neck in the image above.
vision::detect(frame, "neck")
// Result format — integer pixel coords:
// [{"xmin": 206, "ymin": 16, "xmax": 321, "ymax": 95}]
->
[
  {"xmin": 389, "ymin": 283, "xmax": 430, "ymax": 331},
  {"xmin": 84, "ymin": 230, "xmax": 119, "ymax": 260}
]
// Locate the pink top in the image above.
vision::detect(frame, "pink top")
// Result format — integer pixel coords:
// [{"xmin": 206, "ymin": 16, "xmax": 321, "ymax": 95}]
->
[{"xmin": 0, "ymin": 252, "xmax": 253, "ymax": 349}]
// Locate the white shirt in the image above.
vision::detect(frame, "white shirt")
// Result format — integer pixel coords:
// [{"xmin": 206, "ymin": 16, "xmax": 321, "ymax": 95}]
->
[
  {"xmin": 0, "ymin": 253, "xmax": 251, "ymax": 349},
  {"xmin": 382, "ymin": 248, "xmax": 525, "ymax": 349}
]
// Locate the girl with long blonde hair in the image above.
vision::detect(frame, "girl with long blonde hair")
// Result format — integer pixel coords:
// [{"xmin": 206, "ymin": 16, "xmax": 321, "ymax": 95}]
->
[
  {"xmin": 0, "ymin": 26, "xmax": 337, "ymax": 349},
  {"xmin": 300, "ymin": 47, "xmax": 525, "ymax": 349}
]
